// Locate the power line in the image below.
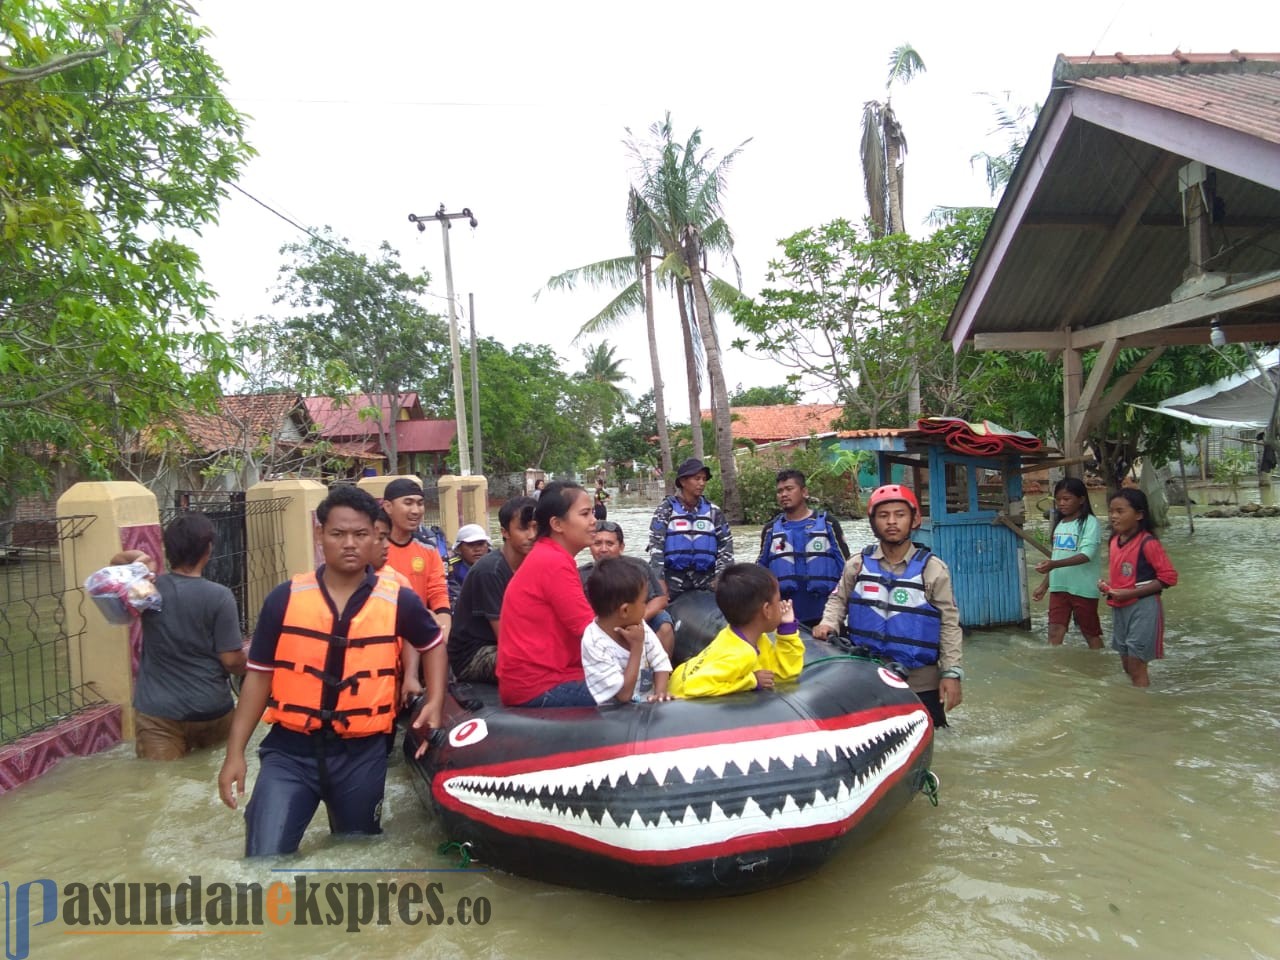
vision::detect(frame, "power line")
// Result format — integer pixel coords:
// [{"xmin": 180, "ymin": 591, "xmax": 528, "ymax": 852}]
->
[{"xmin": 227, "ymin": 182, "xmax": 465, "ymax": 309}]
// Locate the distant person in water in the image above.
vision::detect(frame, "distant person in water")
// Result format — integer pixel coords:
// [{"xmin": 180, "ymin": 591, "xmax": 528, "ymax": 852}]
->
[
  {"xmin": 579, "ymin": 520, "xmax": 675, "ymax": 656},
  {"xmin": 446, "ymin": 523, "xmax": 491, "ymax": 607},
  {"xmin": 647, "ymin": 458, "xmax": 734, "ymax": 601},
  {"xmin": 757, "ymin": 469, "xmax": 850, "ymax": 628},
  {"xmin": 1032, "ymin": 477, "xmax": 1103, "ymax": 649},
  {"xmin": 1097, "ymin": 488, "xmax": 1178, "ymax": 688},
  {"xmin": 594, "ymin": 477, "xmax": 610, "ymax": 521}
]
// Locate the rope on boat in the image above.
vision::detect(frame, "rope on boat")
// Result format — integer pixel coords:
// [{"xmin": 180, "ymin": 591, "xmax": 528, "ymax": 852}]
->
[
  {"xmin": 438, "ymin": 840, "xmax": 474, "ymax": 868},
  {"xmin": 920, "ymin": 770, "xmax": 940, "ymax": 807},
  {"xmin": 803, "ymin": 654, "xmax": 877, "ymax": 668}
]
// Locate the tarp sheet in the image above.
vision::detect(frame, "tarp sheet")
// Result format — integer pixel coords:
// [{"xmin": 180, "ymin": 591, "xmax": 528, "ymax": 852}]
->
[{"xmin": 1130, "ymin": 349, "xmax": 1279, "ymax": 429}]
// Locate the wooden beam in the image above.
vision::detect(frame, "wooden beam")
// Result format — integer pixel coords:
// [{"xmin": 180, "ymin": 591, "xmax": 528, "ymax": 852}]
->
[
  {"xmin": 1090, "ymin": 348, "xmax": 1172, "ymax": 430},
  {"xmin": 976, "ymin": 319, "xmax": 1280, "ymax": 351},
  {"xmin": 1109, "ymin": 321, "xmax": 1280, "ymax": 347},
  {"xmin": 1077, "ymin": 273, "xmax": 1280, "ymax": 346},
  {"xmin": 1071, "ymin": 338, "xmax": 1122, "ymax": 436},
  {"xmin": 993, "ymin": 513, "xmax": 1052, "ymax": 557},
  {"xmin": 1062, "ymin": 348, "xmax": 1083, "ymax": 464}
]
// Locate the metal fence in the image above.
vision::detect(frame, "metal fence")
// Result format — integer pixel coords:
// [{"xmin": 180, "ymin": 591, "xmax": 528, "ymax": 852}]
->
[
  {"xmin": 161, "ymin": 492, "xmax": 291, "ymax": 637},
  {"xmin": 0, "ymin": 515, "xmax": 105, "ymax": 745}
]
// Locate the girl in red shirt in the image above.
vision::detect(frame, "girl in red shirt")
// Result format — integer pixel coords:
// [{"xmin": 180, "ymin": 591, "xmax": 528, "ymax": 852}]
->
[
  {"xmin": 1097, "ymin": 489, "xmax": 1178, "ymax": 688},
  {"xmin": 497, "ymin": 481, "xmax": 599, "ymax": 706}
]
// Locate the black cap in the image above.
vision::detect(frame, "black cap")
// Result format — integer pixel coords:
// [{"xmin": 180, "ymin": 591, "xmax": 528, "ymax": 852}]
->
[
  {"xmin": 383, "ymin": 478, "xmax": 424, "ymax": 501},
  {"xmin": 675, "ymin": 458, "xmax": 712, "ymax": 481}
]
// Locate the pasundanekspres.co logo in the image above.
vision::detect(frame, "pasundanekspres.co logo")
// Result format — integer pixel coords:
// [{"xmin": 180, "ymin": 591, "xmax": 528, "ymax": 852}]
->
[{"xmin": 4, "ymin": 873, "xmax": 491, "ymax": 958}]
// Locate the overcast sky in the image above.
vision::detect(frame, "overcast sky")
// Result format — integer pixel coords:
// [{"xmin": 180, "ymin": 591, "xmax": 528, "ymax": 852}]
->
[{"xmin": 191, "ymin": 0, "xmax": 1275, "ymax": 420}]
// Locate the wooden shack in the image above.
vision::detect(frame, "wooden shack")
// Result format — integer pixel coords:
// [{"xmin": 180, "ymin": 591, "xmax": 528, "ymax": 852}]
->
[{"xmin": 834, "ymin": 428, "xmax": 1063, "ymax": 628}]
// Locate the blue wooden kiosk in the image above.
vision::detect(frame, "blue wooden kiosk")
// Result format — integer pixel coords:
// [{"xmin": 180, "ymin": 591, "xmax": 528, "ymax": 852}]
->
[{"xmin": 834, "ymin": 428, "xmax": 1060, "ymax": 628}]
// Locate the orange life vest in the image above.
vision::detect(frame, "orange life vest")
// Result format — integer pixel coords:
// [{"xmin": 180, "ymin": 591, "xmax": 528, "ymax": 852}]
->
[{"xmin": 263, "ymin": 571, "xmax": 400, "ymax": 737}]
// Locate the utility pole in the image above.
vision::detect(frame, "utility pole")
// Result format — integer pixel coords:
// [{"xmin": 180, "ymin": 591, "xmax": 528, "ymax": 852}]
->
[
  {"xmin": 469, "ymin": 291, "xmax": 482, "ymax": 474},
  {"xmin": 408, "ymin": 204, "xmax": 476, "ymax": 475}
]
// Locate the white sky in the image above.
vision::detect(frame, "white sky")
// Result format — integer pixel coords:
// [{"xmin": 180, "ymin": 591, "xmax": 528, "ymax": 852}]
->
[{"xmin": 191, "ymin": 0, "xmax": 1277, "ymax": 421}]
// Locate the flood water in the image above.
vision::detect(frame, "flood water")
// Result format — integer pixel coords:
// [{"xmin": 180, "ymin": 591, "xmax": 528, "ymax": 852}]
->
[{"xmin": 3, "ymin": 499, "xmax": 1279, "ymax": 958}]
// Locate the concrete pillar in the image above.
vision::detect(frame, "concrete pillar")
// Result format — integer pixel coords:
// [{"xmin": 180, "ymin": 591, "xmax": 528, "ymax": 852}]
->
[
  {"xmin": 57, "ymin": 481, "xmax": 160, "ymax": 740},
  {"xmin": 437, "ymin": 474, "xmax": 490, "ymax": 543},
  {"xmin": 246, "ymin": 479, "xmax": 326, "ymax": 608}
]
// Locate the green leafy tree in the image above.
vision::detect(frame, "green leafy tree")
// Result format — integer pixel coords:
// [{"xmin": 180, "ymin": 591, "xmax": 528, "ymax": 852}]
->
[
  {"xmin": 733, "ymin": 212, "xmax": 997, "ymax": 429},
  {"xmin": 729, "ymin": 383, "xmax": 802, "ymax": 406},
  {"xmin": 427, "ymin": 338, "xmax": 596, "ymax": 475},
  {"xmin": 239, "ymin": 229, "xmax": 450, "ymax": 467},
  {"xmin": 0, "ymin": 0, "xmax": 252, "ymax": 505}
]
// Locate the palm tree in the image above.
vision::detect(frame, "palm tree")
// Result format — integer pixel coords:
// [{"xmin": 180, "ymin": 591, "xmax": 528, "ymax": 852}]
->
[
  {"xmin": 626, "ymin": 114, "xmax": 749, "ymax": 521},
  {"xmin": 540, "ymin": 187, "xmax": 675, "ymax": 484},
  {"xmin": 861, "ymin": 44, "xmax": 925, "ymax": 415},
  {"xmin": 861, "ymin": 43, "xmax": 925, "ymax": 236},
  {"xmin": 576, "ymin": 340, "xmax": 633, "ymax": 429}
]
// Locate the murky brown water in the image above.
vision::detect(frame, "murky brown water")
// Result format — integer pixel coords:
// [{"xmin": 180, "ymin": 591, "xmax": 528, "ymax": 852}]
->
[{"xmin": 3, "ymin": 502, "xmax": 1278, "ymax": 958}]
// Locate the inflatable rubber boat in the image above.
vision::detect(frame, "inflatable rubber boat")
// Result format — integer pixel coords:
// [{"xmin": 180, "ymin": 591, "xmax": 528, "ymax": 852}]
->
[{"xmin": 404, "ymin": 592, "xmax": 935, "ymax": 899}]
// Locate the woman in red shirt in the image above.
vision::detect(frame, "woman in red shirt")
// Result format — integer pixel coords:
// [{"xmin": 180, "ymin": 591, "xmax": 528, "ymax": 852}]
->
[{"xmin": 497, "ymin": 481, "xmax": 599, "ymax": 706}]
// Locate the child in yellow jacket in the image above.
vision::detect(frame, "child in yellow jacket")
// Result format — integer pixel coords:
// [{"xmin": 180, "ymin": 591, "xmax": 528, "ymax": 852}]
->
[{"xmin": 669, "ymin": 564, "xmax": 804, "ymax": 698}]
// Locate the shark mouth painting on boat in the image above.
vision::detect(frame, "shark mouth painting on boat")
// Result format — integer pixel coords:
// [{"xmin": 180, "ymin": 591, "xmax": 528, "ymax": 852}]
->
[{"xmin": 432, "ymin": 702, "xmax": 930, "ymax": 865}]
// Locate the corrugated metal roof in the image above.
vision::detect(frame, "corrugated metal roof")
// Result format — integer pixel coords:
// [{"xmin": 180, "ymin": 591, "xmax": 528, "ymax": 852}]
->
[
  {"xmin": 1073, "ymin": 71, "xmax": 1280, "ymax": 145},
  {"xmin": 395, "ymin": 419, "xmax": 456, "ymax": 453},
  {"xmin": 947, "ymin": 52, "xmax": 1280, "ymax": 348}
]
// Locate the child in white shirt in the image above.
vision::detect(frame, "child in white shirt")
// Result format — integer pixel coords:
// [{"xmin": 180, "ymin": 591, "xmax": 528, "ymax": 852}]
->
[{"xmin": 582, "ymin": 557, "xmax": 673, "ymax": 704}]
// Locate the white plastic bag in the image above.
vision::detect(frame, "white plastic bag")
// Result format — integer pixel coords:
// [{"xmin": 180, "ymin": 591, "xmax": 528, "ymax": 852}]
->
[{"xmin": 84, "ymin": 562, "xmax": 162, "ymax": 624}]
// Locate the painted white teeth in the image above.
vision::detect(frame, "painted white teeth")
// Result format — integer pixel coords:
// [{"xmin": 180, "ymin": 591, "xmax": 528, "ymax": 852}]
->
[{"xmin": 442, "ymin": 712, "xmax": 929, "ymax": 853}]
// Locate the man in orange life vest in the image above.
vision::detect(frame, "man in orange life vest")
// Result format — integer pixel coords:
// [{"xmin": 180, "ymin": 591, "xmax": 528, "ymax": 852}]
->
[
  {"xmin": 381, "ymin": 478, "xmax": 452, "ymax": 704},
  {"xmin": 217, "ymin": 485, "xmax": 446, "ymax": 856}
]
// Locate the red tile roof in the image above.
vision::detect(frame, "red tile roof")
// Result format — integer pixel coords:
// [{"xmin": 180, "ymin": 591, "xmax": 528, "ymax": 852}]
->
[
  {"xmin": 172, "ymin": 394, "xmax": 308, "ymax": 452},
  {"xmin": 701, "ymin": 404, "xmax": 844, "ymax": 443},
  {"xmin": 305, "ymin": 393, "xmax": 421, "ymax": 439},
  {"xmin": 395, "ymin": 419, "xmax": 456, "ymax": 453}
]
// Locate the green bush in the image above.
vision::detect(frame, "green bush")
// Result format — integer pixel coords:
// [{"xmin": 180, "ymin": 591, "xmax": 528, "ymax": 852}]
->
[{"xmin": 1210, "ymin": 447, "xmax": 1254, "ymax": 503}]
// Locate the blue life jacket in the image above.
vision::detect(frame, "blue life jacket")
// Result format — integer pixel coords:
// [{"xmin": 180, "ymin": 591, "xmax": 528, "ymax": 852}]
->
[
  {"xmin": 414, "ymin": 524, "xmax": 451, "ymax": 563},
  {"xmin": 846, "ymin": 545, "xmax": 941, "ymax": 669},
  {"xmin": 662, "ymin": 497, "xmax": 719, "ymax": 573},
  {"xmin": 763, "ymin": 512, "xmax": 843, "ymax": 598}
]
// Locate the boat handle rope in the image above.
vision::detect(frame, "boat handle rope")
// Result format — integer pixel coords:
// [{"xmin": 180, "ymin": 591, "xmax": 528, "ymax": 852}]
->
[
  {"xmin": 802, "ymin": 654, "xmax": 877, "ymax": 668},
  {"xmin": 920, "ymin": 770, "xmax": 940, "ymax": 806},
  {"xmin": 438, "ymin": 840, "xmax": 475, "ymax": 868}
]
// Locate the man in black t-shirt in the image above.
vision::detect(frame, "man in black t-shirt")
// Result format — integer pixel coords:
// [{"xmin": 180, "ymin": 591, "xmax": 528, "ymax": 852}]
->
[{"xmin": 448, "ymin": 497, "xmax": 537, "ymax": 682}]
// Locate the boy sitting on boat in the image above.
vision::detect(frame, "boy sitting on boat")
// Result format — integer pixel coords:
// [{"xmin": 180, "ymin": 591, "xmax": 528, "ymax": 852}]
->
[
  {"xmin": 582, "ymin": 556, "xmax": 673, "ymax": 704},
  {"xmin": 669, "ymin": 564, "xmax": 802, "ymax": 698}
]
